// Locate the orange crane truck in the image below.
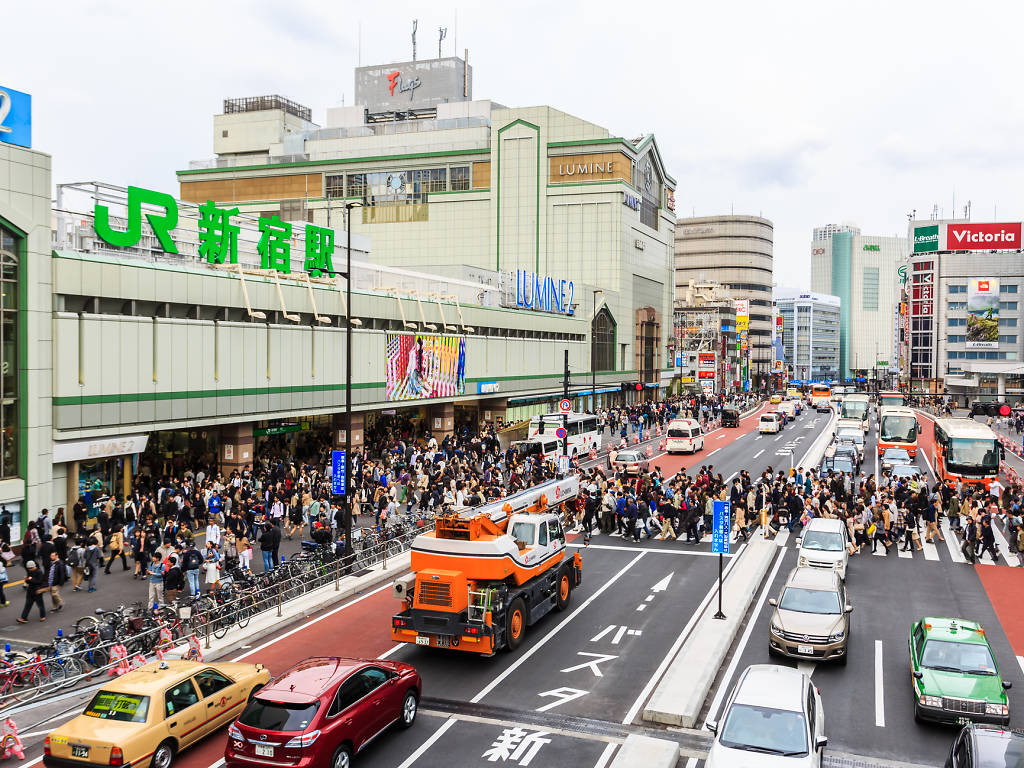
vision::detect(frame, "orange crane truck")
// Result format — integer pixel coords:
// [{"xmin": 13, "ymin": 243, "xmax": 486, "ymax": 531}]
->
[{"xmin": 390, "ymin": 476, "xmax": 582, "ymax": 655}]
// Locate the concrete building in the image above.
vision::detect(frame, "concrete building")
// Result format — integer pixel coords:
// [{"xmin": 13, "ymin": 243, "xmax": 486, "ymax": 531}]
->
[
  {"xmin": 810, "ymin": 225, "xmax": 906, "ymax": 380},
  {"xmin": 773, "ymin": 289, "xmax": 841, "ymax": 383},
  {"xmin": 905, "ymin": 218, "xmax": 1024, "ymax": 398},
  {"xmin": 178, "ymin": 54, "xmax": 677, "ymax": 402},
  {"xmin": 674, "ymin": 215, "xmax": 774, "ymax": 388},
  {"xmin": 672, "ymin": 281, "xmax": 738, "ymax": 394}
]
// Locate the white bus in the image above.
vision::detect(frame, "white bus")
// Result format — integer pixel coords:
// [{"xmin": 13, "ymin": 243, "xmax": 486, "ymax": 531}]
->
[
  {"xmin": 528, "ymin": 413, "xmax": 603, "ymax": 458},
  {"xmin": 839, "ymin": 393, "xmax": 871, "ymax": 432}
]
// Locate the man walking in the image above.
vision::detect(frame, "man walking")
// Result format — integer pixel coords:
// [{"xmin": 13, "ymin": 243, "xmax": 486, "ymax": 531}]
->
[
  {"xmin": 47, "ymin": 551, "xmax": 66, "ymax": 613},
  {"xmin": 84, "ymin": 538, "xmax": 101, "ymax": 593},
  {"xmin": 260, "ymin": 518, "xmax": 281, "ymax": 571},
  {"xmin": 16, "ymin": 561, "xmax": 47, "ymax": 623}
]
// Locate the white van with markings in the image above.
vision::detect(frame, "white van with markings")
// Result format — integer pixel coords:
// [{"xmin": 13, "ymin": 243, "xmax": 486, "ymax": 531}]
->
[
  {"xmin": 666, "ymin": 418, "xmax": 705, "ymax": 454},
  {"xmin": 759, "ymin": 413, "xmax": 782, "ymax": 434}
]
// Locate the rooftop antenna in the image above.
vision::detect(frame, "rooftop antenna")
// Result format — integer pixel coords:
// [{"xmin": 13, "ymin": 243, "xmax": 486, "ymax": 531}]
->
[
  {"xmin": 965, "ymin": 200, "xmax": 971, "ymax": 220},
  {"xmin": 411, "ymin": 19, "xmax": 418, "ymax": 61},
  {"xmin": 438, "ymin": 26, "xmax": 447, "ymax": 58},
  {"xmin": 358, "ymin": 20, "xmax": 362, "ymax": 65}
]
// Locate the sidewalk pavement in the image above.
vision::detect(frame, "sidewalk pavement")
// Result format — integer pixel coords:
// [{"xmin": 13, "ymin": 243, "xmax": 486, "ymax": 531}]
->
[{"xmin": 0, "ymin": 529, "xmax": 309, "ymax": 649}]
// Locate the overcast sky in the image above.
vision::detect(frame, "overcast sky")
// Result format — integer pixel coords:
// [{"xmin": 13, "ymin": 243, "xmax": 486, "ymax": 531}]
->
[{"xmin": 6, "ymin": 0, "xmax": 1024, "ymax": 287}]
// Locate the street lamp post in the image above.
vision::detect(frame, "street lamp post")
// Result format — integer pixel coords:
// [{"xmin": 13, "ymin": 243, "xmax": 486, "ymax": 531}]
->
[
  {"xmin": 342, "ymin": 200, "xmax": 363, "ymax": 568},
  {"xmin": 591, "ymin": 289, "xmax": 603, "ymax": 413}
]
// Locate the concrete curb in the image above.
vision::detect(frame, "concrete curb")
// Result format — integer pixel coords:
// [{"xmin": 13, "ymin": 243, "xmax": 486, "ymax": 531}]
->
[
  {"xmin": 169, "ymin": 554, "xmax": 410, "ymax": 662},
  {"xmin": 608, "ymin": 734, "xmax": 680, "ymax": 768},
  {"xmin": 641, "ymin": 536, "xmax": 779, "ymax": 728}
]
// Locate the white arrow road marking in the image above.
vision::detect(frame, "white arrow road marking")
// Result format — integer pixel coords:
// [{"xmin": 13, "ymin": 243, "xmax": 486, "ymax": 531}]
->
[
  {"xmin": 651, "ymin": 573, "xmax": 673, "ymax": 592},
  {"xmin": 536, "ymin": 687, "xmax": 588, "ymax": 712},
  {"xmin": 560, "ymin": 652, "xmax": 618, "ymax": 677},
  {"xmin": 1018, "ymin": 656, "xmax": 1024, "ymax": 676}
]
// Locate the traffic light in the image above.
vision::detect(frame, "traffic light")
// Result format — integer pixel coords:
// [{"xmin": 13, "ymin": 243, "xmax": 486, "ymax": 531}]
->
[{"xmin": 634, "ymin": 383, "xmax": 643, "ymax": 391}]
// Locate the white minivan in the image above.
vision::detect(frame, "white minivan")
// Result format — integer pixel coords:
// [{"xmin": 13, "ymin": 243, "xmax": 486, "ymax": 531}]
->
[
  {"xmin": 759, "ymin": 413, "xmax": 782, "ymax": 434},
  {"xmin": 666, "ymin": 418, "xmax": 704, "ymax": 454},
  {"xmin": 797, "ymin": 517, "xmax": 849, "ymax": 580}
]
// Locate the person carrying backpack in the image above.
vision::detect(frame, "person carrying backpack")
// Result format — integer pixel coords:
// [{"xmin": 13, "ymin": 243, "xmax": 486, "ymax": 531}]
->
[
  {"xmin": 182, "ymin": 543, "xmax": 204, "ymax": 596},
  {"xmin": 69, "ymin": 539, "xmax": 87, "ymax": 591}
]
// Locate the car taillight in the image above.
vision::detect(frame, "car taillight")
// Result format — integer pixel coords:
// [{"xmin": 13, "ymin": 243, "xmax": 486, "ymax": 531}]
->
[
  {"xmin": 284, "ymin": 730, "xmax": 321, "ymax": 749},
  {"xmin": 228, "ymin": 723, "xmax": 243, "ymax": 741},
  {"xmin": 464, "ymin": 626, "xmax": 480, "ymax": 635},
  {"xmin": 43, "ymin": 736, "xmax": 50, "ymax": 756},
  {"xmin": 393, "ymin": 617, "xmax": 409, "ymax": 628},
  {"xmin": 109, "ymin": 747, "xmax": 124, "ymax": 766}
]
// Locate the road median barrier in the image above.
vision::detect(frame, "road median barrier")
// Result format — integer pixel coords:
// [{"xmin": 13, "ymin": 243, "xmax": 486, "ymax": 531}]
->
[
  {"xmin": 642, "ymin": 536, "xmax": 777, "ymax": 727},
  {"xmin": 608, "ymin": 734, "xmax": 680, "ymax": 768}
]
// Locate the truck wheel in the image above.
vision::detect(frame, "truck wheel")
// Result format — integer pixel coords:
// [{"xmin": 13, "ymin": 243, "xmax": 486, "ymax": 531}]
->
[
  {"xmin": 555, "ymin": 568, "xmax": 572, "ymax": 611},
  {"xmin": 506, "ymin": 598, "xmax": 526, "ymax": 651}
]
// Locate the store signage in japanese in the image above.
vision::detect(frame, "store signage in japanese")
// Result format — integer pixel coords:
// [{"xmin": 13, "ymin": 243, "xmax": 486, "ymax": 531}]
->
[
  {"xmin": 92, "ymin": 186, "xmax": 338, "ymax": 276},
  {"xmin": 0, "ymin": 85, "xmax": 32, "ymax": 148},
  {"xmin": 514, "ymin": 270, "xmax": 575, "ymax": 315}
]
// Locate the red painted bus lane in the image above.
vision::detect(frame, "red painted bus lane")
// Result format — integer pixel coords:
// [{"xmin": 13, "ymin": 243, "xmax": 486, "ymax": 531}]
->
[
  {"xmin": 975, "ymin": 564, "xmax": 1024, "ymax": 659},
  {"xmin": 653, "ymin": 402, "xmax": 769, "ymax": 477}
]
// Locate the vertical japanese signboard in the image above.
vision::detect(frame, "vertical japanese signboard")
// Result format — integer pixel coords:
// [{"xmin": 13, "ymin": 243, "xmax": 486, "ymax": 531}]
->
[
  {"xmin": 712, "ymin": 500, "xmax": 731, "ymax": 555},
  {"xmin": 332, "ymin": 450, "xmax": 347, "ymax": 495}
]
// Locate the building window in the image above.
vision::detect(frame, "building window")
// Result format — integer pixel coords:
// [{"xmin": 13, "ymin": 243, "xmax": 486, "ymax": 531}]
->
[
  {"xmin": 862, "ymin": 267, "xmax": 879, "ymax": 310},
  {"xmin": 451, "ymin": 166, "xmax": 470, "ymax": 191},
  {"xmin": 325, "ymin": 175, "xmax": 345, "ymax": 198},
  {"xmin": 1000, "ymin": 318, "xmax": 1018, "ymax": 327},
  {"xmin": 346, "ymin": 173, "xmax": 366, "ymax": 199},
  {"xmin": 592, "ymin": 307, "xmax": 616, "ymax": 372},
  {"xmin": 948, "ymin": 285, "xmax": 967, "ymax": 294},
  {"xmin": 999, "ymin": 335, "xmax": 1017, "ymax": 343},
  {"xmin": 948, "ymin": 318, "xmax": 966, "ymax": 327},
  {"xmin": 1000, "ymin": 301, "xmax": 1018, "ymax": 310},
  {"xmin": 948, "ymin": 335, "xmax": 966, "ymax": 343},
  {"xmin": 948, "ymin": 302, "xmax": 966, "ymax": 310},
  {"xmin": 640, "ymin": 198, "xmax": 658, "ymax": 231},
  {"xmin": 0, "ymin": 225, "xmax": 17, "ymax": 480},
  {"xmin": 1000, "ymin": 284, "xmax": 1019, "ymax": 294}
]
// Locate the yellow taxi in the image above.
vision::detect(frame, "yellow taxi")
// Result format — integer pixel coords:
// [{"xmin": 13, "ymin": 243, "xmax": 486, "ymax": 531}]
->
[
  {"xmin": 770, "ymin": 393, "xmax": 784, "ymax": 404},
  {"xmin": 44, "ymin": 660, "xmax": 269, "ymax": 768}
]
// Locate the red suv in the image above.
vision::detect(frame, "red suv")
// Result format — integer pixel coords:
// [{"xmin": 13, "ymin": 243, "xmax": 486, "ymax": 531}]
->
[{"xmin": 225, "ymin": 657, "xmax": 421, "ymax": 768}]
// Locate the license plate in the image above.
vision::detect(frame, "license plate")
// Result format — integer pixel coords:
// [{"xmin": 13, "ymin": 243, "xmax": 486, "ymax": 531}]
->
[
  {"xmin": 71, "ymin": 745, "xmax": 90, "ymax": 758},
  {"xmin": 797, "ymin": 644, "xmax": 814, "ymax": 655},
  {"xmin": 957, "ymin": 716, "xmax": 971, "ymax": 726},
  {"xmin": 255, "ymin": 744, "xmax": 274, "ymax": 757},
  {"xmin": 415, "ymin": 635, "xmax": 430, "ymax": 646}
]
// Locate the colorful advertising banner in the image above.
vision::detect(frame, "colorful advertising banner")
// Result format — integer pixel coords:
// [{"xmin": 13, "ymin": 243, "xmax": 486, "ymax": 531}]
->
[
  {"xmin": 698, "ymin": 352, "xmax": 716, "ymax": 370},
  {"xmin": 913, "ymin": 224, "xmax": 939, "ymax": 253},
  {"xmin": 966, "ymin": 279, "xmax": 1000, "ymax": 348},
  {"xmin": 734, "ymin": 299, "xmax": 750, "ymax": 332},
  {"xmin": 385, "ymin": 333, "xmax": 466, "ymax": 401},
  {"xmin": 947, "ymin": 222, "xmax": 1021, "ymax": 252}
]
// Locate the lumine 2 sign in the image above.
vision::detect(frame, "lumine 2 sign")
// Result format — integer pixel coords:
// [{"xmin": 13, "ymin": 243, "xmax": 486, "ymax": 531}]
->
[
  {"xmin": 93, "ymin": 185, "xmax": 337, "ymax": 276},
  {"xmin": 514, "ymin": 270, "xmax": 575, "ymax": 315}
]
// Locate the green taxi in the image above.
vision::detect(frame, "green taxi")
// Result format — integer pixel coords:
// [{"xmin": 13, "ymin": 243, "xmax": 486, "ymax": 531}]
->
[{"xmin": 910, "ymin": 617, "xmax": 1012, "ymax": 726}]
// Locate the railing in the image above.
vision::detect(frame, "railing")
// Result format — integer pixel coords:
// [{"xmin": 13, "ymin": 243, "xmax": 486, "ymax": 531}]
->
[{"xmin": 0, "ymin": 523, "xmax": 430, "ymax": 715}]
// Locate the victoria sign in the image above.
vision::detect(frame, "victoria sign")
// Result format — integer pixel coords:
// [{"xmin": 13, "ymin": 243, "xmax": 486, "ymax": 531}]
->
[{"xmin": 947, "ymin": 222, "xmax": 1021, "ymax": 251}]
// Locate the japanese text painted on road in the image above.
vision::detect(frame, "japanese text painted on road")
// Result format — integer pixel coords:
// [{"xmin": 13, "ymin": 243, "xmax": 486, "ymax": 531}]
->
[
  {"xmin": 332, "ymin": 449, "xmax": 346, "ymax": 495},
  {"xmin": 712, "ymin": 500, "xmax": 731, "ymax": 554}
]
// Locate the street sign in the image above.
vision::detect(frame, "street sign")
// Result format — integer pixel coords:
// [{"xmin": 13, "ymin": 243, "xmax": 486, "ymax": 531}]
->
[
  {"xmin": 558, "ymin": 455, "xmax": 571, "ymax": 473},
  {"xmin": 555, "ymin": 427, "xmax": 567, "ymax": 439},
  {"xmin": 331, "ymin": 449, "xmax": 346, "ymax": 495},
  {"xmin": 712, "ymin": 500, "xmax": 731, "ymax": 555},
  {"xmin": 558, "ymin": 399, "xmax": 572, "ymax": 413}
]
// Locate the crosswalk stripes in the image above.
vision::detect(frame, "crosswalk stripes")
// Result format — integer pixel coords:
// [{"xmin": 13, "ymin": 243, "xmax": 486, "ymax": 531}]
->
[
  {"xmin": 940, "ymin": 518, "xmax": 967, "ymax": 563},
  {"xmin": 989, "ymin": 521, "xmax": 1016, "ymax": 566},
  {"xmin": 896, "ymin": 545, "xmax": 913, "ymax": 559},
  {"xmin": 921, "ymin": 538, "xmax": 940, "ymax": 561}
]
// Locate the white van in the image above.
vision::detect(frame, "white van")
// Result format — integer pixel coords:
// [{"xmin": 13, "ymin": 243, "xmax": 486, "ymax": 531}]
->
[
  {"xmin": 797, "ymin": 518, "xmax": 849, "ymax": 580},
  {"xmin": 777, "ymin": 400, "xmax": 796, "ymax": 422},
  {"xmin": 759, "ymin": 413, "xmax": 782, "ymax": 434},
  {"xmin": 666, "ymin": 418, "xmax": 704, "ymax": 454}
]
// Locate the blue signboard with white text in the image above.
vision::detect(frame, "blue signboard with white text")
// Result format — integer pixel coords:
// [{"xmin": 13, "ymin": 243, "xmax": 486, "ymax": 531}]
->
[
  {"xmin": 0, "ymin": 87, "xmax": 32, "ymax": 149},
  {"xmin": 332, "ymin": 450, "xmax": 347, "ymax": 495},
  {"xmin": 712, "ymin": 500, "xmax": 731, "ymax": 554}
]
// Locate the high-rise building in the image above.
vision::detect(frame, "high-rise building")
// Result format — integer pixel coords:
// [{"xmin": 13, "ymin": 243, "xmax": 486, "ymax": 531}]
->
[
  {"xmin": 811, "ymin": 226, "xmax": 906, "ymax": 380},
  {"xmin": 674, "ymin": 215, "xmax": 774, "ymax": 386},
  {"xmin": 773, "ymin": 289, "xmax": 841, "ymax": 382}
]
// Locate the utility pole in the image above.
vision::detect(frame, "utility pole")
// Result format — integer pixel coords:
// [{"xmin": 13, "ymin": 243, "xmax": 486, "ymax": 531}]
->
[{"xmin": 562, "ymin": 349, "xmax": 570, "ymax": 462}]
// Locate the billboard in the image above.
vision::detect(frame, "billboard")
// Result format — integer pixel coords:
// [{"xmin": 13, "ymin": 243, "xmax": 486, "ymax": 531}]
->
[
  {"xmin": 947, "ymin": 222, "xmax": 1021, "ymax": 252},
  {"xmin": 698, "ymin": 352, "xmax": 715, "ymax": 369},
  {"xmin": 913, "ymin": 225, "xmax": 939, "ymax": 253},
  {"xmin": 734, "ymin": 299, "xmax": 750, "ymax": 332},
  {"xmin": 966, "ymin": 279, "xmax": 1000, "ymax": 348},
  {"xmin": 385, "ymin": 333, "xmax": 466, "ymax": 401}
]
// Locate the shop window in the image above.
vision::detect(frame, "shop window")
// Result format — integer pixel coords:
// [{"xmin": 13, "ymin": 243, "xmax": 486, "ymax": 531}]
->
[
  {"xmin": 0, "ymin": 225, "xmax": 18, "ymax": 481},
  {"xmin": 346, "ymin": 173, "xmax": 366, "ymax": 199}
]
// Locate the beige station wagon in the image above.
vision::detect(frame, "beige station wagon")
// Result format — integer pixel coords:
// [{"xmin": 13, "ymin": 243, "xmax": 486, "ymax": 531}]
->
[{"xmin": 768, "ymin": 567, "xmax": 853, "ymax": 665}]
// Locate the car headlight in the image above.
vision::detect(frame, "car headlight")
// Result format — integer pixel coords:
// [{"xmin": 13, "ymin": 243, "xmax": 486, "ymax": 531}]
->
[
  {"xmin": 770, "ymin": 621, "xmax": 784, "ymax": 636},
  {"xmin": 986, "ymin": 703, "xmax": 1009, "ymax": 716},
  {"xmin": 920, "ymin": 695, "xmax": 943, "ymax": 708},
  {"xmin": 798, "ymin": 556, "xmax": 808, "ymax": 566},
  {"xmin": 828, "ymin": 629, "xmax": 845, "ymax": 642}
]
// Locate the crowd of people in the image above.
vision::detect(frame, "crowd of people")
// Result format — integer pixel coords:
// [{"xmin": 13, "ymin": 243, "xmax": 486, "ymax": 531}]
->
[{"xmin": 5, "ymin": 387, "xmax": 1021, "ymax": 625}]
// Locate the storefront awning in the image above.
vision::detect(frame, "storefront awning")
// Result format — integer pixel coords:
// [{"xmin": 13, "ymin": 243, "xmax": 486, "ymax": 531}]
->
[{"xmin": 52, "ymin": 434, "xmax": 149, "ymax": 464}]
